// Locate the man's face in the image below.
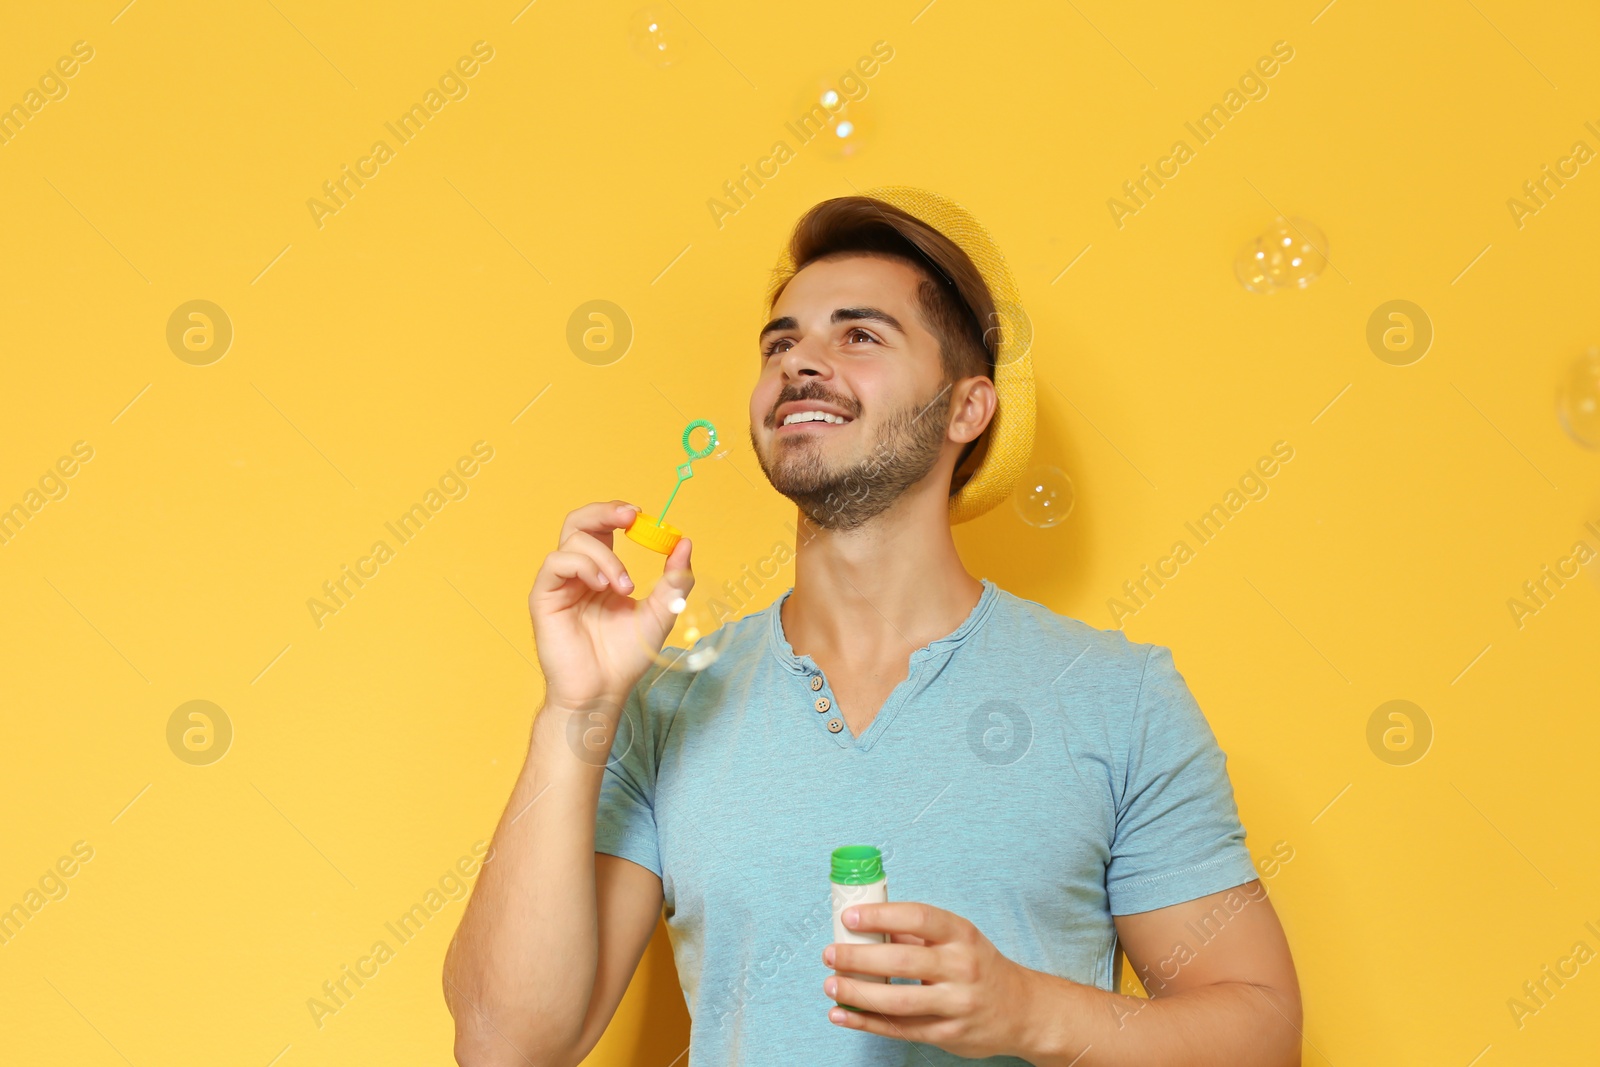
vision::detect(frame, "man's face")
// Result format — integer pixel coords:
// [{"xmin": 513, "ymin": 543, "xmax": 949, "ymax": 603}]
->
[{"xmin": 748, "ymin": 253, "xmax": 959, "ymax": 531}]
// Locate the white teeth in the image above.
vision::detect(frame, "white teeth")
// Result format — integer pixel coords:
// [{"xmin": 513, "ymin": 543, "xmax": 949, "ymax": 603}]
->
[{"xmin": 782, "ymin": 410, "xmax": 848, "ymax": 426}]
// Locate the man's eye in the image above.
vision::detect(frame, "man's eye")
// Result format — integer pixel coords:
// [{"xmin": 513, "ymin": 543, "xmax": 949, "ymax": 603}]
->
[
  {"xmin": 763, "ymin": 339, "xmax": 792, "ymax": 358},
  {"xmin": 846, "ymin": 328, "xmax": 877, "ymax": 344}
]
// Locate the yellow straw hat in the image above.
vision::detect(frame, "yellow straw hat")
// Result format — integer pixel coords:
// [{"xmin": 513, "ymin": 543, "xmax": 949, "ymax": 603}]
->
[{"xmin": 767, "ymin": 185, "xmax": 1036, "ymax": 525}]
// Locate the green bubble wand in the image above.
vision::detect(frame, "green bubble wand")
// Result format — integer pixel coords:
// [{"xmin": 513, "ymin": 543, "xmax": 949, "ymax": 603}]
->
[{"xmin": 624, "ymin": 418, "xmax": 717, "ymax": 554}]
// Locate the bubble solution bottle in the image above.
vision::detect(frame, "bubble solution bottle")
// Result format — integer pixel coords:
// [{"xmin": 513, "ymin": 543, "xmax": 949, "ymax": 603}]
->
[{"xmin": 830, "ymin": 845, "xmax": 890, "ymax": 1011}]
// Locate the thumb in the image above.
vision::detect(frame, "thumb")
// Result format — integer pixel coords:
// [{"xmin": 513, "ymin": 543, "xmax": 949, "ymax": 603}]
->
[
  {"xmin": 640, "ymin": 537, "xmax": 695, "ymax": 630},
  {"xmin": 669, "ymin": 535, "xmax": 693, "ymax": 578}
]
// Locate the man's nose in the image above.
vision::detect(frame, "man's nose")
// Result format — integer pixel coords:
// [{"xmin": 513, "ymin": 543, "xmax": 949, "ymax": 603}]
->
[{"xmin": 779, "ymin": 335, "xmax": 833, "ymax": 379}]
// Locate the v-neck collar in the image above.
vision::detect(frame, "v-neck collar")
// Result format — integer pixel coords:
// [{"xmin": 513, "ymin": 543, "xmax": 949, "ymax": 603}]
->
[{"xmin": 767, "ymin": 578, "xmax": 999, "ymax": 750}]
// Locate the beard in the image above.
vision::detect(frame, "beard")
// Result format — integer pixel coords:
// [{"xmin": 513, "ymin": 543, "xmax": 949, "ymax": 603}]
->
[{"xmin": 751, "ymin": 379, "xmax": 953, "ymax": 532}]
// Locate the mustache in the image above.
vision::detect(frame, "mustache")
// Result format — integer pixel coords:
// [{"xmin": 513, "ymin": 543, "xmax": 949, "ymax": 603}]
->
[{"xmin": 767, "ymin": 383, "xmax": 858, "ymax": 427}]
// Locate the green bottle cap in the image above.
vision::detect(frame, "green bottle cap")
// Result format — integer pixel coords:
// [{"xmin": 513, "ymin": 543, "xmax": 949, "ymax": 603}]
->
[{"xmin": 831, "ymin": 845, "xmax": 884, "ymax": 885}]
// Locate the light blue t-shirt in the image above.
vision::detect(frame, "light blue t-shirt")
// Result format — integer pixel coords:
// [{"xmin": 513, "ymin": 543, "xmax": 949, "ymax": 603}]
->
[{"xmin": 593, "ymin": 577, "xmax": 1258, "ymax": 1066}]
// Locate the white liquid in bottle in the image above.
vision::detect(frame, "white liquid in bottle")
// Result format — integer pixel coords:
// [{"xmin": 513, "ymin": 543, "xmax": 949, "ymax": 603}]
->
[{"xmin": 830, "ymin": 845, "xmax": 889, "ymax": 1008}]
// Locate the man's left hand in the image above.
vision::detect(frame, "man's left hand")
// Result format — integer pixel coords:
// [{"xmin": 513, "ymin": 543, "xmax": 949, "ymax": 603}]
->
[{"xmin": 822, "ymin": 900, "xmax": 1037, "ymax": 1059}]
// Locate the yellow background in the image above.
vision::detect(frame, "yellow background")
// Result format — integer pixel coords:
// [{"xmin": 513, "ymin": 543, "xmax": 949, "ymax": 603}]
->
[{"xmin": 2, "ymin": 1, "xmax": 1597, "ymax": 1064}]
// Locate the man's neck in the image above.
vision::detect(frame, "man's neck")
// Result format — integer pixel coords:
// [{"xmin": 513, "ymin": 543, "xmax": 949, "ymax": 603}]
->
[{"xmin": 781, "ymin": 488, "xmax": 983, "ymax": 667}]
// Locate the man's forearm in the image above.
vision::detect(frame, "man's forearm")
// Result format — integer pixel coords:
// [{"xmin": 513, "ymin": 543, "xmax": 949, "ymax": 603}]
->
[
  {"xmin": 1013, "ymin": 968, "xmax": 1303, "ymax": 1067},
  {"xmin": 443, "ymin": 704, "xmax": 607, "ymax": 1066}
]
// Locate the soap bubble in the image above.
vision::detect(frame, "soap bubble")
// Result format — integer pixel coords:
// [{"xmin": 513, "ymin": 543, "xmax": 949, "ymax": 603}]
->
[
  {"xmin": 790, "ymin": 75, "xmax": 875, "ymax": 160},
  {"xmin": 1013, "ymin": 466, "xmax": 1075, "ymax": 528},
  {"xmin": 1556, "ymin": 346, "xmax": 1600, "ymax": 449},
  {"xmin": 634, "ymin": 567, "xmax": 735, "ymax": 672},
  {"xmin": 1235, "ymin": 216, "xmax": 1328, "ymax": 293},
  {"xmin": 628, "ymin": 6, "xmax": 678, "ymax": 67}
]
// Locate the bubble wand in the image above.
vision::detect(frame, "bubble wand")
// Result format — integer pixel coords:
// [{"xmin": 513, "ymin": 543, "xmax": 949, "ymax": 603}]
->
[{"xmin": 624, "ymin": 418, "xmax": 717, "ymax": 554}]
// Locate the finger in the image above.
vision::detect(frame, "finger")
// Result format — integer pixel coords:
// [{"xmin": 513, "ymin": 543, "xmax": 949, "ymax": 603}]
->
[
  {"xmin": 662, "ymin": 534, "xmax": 693, "ymax": 579},
  {"xmin": 828, "ymin": 941, "xmax": 940, "ymax": 981},
  {"xmin": 558, "ymin": 500, "xmax": 642, "ymax": 551},
  {"xmin": 888, "ymin": 933, "xmax": 928, "ymax": 947},
  {"xmin": 641, "ymin": 537, "xmax": 695, "ymax": 621},
  {"xmin": 828, "ymin": 1005, "xmax": 946, "ymax": 1038},
  {"xmin": 826, "ymin": 975, "xmax": 941, "ymax": 1019},
  {"xmin": 559, "ymin": 528, "xmax": 636, "ymax": 594},
  {"xmin": 532, "ymin": 549, "xmax": 610, "ymax": 598},
  {"xmin": 844, "ymin": 901, "xmax": 961, "ymax": 943}
]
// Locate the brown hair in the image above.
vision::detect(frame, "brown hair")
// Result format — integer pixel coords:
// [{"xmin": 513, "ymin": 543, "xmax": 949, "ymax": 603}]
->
[{"xmin": 769, "ymin": 195, "xmax": 998, "ymax": 491}]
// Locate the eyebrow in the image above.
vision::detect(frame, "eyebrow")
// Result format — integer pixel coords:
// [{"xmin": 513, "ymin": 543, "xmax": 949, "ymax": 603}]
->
[{"xmin": 758, "ymin": 306, "xmax": 906, "ymax": 340}]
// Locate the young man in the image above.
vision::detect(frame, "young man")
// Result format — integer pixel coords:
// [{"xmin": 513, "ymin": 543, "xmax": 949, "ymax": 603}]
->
[{"xmin": 444, "ymin": 188, "xmax": 1302, "ymax": 1066}]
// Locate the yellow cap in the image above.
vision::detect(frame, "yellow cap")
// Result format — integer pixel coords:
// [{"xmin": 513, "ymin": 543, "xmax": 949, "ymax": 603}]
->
[{"xmin": 624, "ymin": 512, "xmax": 683, "ymax": 554}]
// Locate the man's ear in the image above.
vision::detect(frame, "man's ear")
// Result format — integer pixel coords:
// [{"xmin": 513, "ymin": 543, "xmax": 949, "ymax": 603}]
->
[
  {"xmin": 949, "ymin": 376, "xmax": 997, "ymax": 494},
  {"xmin": 950, "ymin": 375, "xmax": 997, "ymax": 445}
]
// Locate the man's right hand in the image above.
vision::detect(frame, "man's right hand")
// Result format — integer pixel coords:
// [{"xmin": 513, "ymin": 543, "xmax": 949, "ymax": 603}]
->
[{"xmin": 529, "ymin": 500, "xmax": 694, "ymax": 716}]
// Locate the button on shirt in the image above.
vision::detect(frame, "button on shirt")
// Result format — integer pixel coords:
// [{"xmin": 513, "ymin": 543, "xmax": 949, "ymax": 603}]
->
[{"xmin": 593, "ymin": 577, "xmax": 1258, "ymax": 1066}]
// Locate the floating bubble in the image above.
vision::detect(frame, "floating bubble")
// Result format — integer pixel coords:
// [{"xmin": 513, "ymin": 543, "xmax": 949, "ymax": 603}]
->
[
  {"xmin": 790, "ymin": 75, "xmax": 875, "ymax": 160},
  {"xmin": 1557, "ymin": 346, "xmax": 1600, "ymax": 449},
  {"xmin": 1013, "ymin": 466, "xmax": 1075, "ymax": 528},
  {"xmin": 1235, "ymin": 216, "xmax": 1328, "ymax": 293},
  {"xmin": 627, "ymin": 6, "xmax": 678, "ymax": 67},
  {"xmin": 634, "ymin": 567, "xmax": 735, "ymax": 673}
]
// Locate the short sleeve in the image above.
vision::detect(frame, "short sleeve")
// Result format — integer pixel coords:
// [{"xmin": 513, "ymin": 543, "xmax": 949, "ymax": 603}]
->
[
  {"xmin": 1105, "ymin": 643, "xmax": 1258, "ymax": 915},
  {"xmin": 593, "ymin": 680, "xmax": 663, "ymax": 879}
]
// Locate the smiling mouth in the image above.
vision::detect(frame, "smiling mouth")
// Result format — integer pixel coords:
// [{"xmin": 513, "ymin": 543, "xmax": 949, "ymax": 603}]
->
[{"xmin": 777, "ymin": 411, "xmax": 853, "ymax": 432}]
